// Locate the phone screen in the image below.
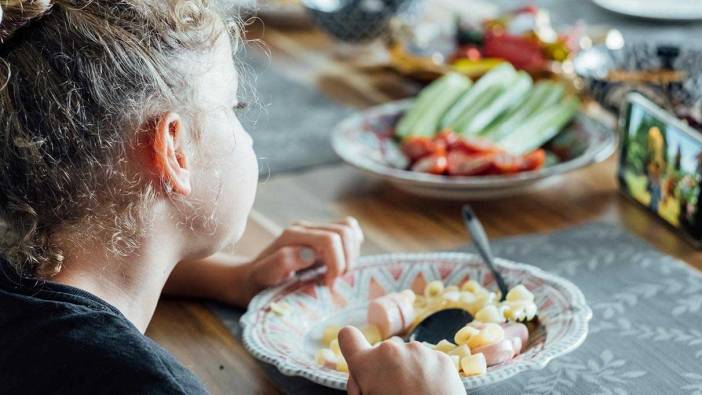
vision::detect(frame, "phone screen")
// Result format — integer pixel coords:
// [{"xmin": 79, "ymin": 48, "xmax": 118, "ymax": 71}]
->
[{"xmin": 618, "ymin": 94, "xmax": 702, "ymax": 245}]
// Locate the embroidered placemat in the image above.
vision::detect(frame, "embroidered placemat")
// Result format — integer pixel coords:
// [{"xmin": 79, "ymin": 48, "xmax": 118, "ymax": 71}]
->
[{"xmin": 209, "ymin": 222, "xmax": 702, "ymax": 394}]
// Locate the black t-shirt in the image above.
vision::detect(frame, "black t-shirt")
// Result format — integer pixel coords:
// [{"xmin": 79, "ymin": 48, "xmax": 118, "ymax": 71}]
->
[{"xmin": 0, "ymin": 261, "xmax": 209, "ymax": 394}]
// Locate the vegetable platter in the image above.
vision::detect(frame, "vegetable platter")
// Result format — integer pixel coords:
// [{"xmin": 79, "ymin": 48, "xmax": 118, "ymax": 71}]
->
[{"xmin": 331, "ymin": 64, "xmax": 615, "ymax": 199}]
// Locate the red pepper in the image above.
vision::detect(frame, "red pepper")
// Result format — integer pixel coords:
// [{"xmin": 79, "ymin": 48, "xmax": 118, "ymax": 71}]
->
[
  {"xmin": 482, "ymin": 31, "xmax": 547, "ymax": 72},
  {"xmin": 446, "ymin": 151, "xmax": 496, "ymax": 176},
  {"xmin": 435, "ymin": 129, "xmax": 460, "ymax": 148},
  {"xmin": 451, "ymin": 136, "xmax": 503, "ymax": 155},
  {"xmin": 492, "ymin": 152, "xmax": 526, "ymax": 174},
  {"xmin": 401, "ymin": 136, "xmax": 446, "ymax": 162},
  {"xmin": 411, "ymin": 153, "xmax": 448, "ymax": 175},
  {"xmin": 521, "ymin": 149, "xmax": 546, "ymax": 171},
  {"xmin": 492, "ymin": 149, "xmax": 546, "ymax": 174}
]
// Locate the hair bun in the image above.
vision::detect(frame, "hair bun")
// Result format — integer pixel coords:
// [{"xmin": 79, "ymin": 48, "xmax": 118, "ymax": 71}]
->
[{"xmin": 0, "ymin": 0, "xmax": 52, "ymax": 43}]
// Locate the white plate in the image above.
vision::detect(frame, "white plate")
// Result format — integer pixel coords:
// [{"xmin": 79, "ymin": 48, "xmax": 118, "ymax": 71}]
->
[
  {"xmin": 330, "ymin": 99, "xmax": 616, "ymax": 200},
  {"xmin": 592, "ymin": 0, "xmax": 702, "ymax": 21},
  {"xmin": 240, "ymin": 252, "xmax": 592, "ymax": 391}
]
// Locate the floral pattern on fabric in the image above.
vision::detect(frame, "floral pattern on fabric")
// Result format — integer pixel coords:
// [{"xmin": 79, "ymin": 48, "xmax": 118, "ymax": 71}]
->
[{"xmin": 212, "ymin": 223, "xmax": 702, "ymax": 394}]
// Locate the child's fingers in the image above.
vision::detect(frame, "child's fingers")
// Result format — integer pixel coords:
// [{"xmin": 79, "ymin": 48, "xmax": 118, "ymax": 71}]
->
[
  {"xmin": 278, "ymin": 226, "xmax": 346, "ymax": 285},
  {"xmin": 338, "ymin": 216, "xmax": 364, "ymax": 244},
  {"xmin": 266, "ymin": 247, "xmax": 317, "ymax": 281},
  {"xmin": 346, "ymin": 374, "xmax": 361, "ymax": 395},
  {"xmin": 338, "ymin": 326, "xmax": 371, "ymax": 363},
  {"xmin": 338, "ymin": 217, "xmax": 364, "ymax": 271},
  {"xmin": 252, "ymin": 247, "xmax": 316, "ymax": 287},
  {"xmin": 294, "ymin": 221, "xmax": 358, "ymax": 272}
]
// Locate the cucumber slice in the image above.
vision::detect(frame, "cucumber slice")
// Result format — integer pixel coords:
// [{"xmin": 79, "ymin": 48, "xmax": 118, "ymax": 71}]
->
[
  {"xmin": 396, "ymin": 72, "xmax": 472, "ymax": 138},
  {"xmin": 481, "ymin": 80, "xmax": 561, "ymax": 142},
  {"xmin": 458, "ymin": 71, "xmax": 533, "ymax": 136},
  {"xmin": 440, "ymin": 63, "xmax": 516, "ymax": 130},
  {"xmin": 534, "ymin": 82, "xmax": 565, "ymax": 112},
  {"xmin": 498, "ymin": 96, "xmax": 580, "ymax": 155},
  {"xmin": 449, "ymin": 85, "xmax": 505, "ymax": 134},
  {"xmin": 480, "ymin": 81, "xmax": 550, "ymax": 139}
]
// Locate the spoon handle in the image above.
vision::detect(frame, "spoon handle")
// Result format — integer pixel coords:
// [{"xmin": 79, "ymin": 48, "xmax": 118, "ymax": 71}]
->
[{"xmin": 461, "ymin": 205, "xmax": 509, "ymax": 301}]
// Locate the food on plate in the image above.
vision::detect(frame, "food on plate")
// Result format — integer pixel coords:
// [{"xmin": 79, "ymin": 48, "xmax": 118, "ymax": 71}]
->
[
  {"xmin": 460, "ymin": 353, "xmax": 488, "ymax": 376},
  {"xmin": 454, "ymin": 325, "xmax": 480, "ymax": 346},
  {"xmin": 393, "ymin": 64, "xmax": 578, "ymax": 176},
  {"xmin": 269, "ymin": 301, "xmax": 291, "ymax": 316},
  {"xmin": 502, "ymin": 321, "xmax": 529, "ymax": 348},
  {"xmin": 441, "ymin": 67, "xmax": 532, "ymax": 135},
  {"xmin": 315, "ymin": 348, "xmax": 339, "ymax": 369},
  {"xmin": 322, "ymin": 324, "xmax": 343, "ymax": 346},
  {"xmin": 368, "ymin": 291, "xmax": 416, "ymax": 338},
  {"xmin": 315, "ymin": 280, "xmax": 539, "ymax": 377},
  {"xmin": 387, "ymin": 5, "xmax": 582, "ymax": 81},
  {"xmin": 396, "ymin": 73, "xmax": 472, "ymax": 138},
  {"xmin": 361, "ymin": 324, "xmax": 383, "ymax": 345},
  {"xmin": 451, "ymin": 6, "xmax": 580, "ymax": 75},
  {"xmin": 472, "ymin": 337, "xmax": 514, "ymax": 366},
  {"xmin": 424, "ymin": 280, "xmax": 445, "ymax": 298}
]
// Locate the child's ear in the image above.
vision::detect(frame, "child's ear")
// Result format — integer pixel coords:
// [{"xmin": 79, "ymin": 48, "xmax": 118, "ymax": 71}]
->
[{"xmin": 151, "ymin": 112, "xmax": 192, "ymax": 196}]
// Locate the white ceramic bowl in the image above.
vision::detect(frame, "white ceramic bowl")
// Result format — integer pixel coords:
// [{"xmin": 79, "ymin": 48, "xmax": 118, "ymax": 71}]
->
[
  {"xmin": 330, "ymin": 99, "xmax": 616, "ymax": 199},
  {"xmin": 241, "ymin": 252, "xmax": 592, "ymax": 391}
]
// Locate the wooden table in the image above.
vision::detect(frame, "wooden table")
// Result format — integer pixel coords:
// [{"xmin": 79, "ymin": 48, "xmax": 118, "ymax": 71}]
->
[{"xmin": 145, "ymin": 20, "xmax": 702, "ymax": 395}]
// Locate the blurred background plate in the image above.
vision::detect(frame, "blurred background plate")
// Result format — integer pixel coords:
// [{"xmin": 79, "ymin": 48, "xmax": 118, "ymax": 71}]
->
[
  {"xmin": 591, "ymin": 0, "xmax": 702, "ymax": 21},
  {"xmin": 383, "ymin": 2, "xmax": 587, "ymax": 82},
  {"xmin": 331, "ymin": 99, "xmax": 616, "ymax": 199}
]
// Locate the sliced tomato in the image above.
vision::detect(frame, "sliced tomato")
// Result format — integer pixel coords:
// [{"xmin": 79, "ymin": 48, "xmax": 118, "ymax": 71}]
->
[
  {"xmin": 493, "ymin": 152, "xmax": 527, "ymax": 174},
  {"xmin": 522, "ymin": 149, "xmax": 546, "ymax": 171},
  {"xmin": 401, "ymin": 136, "xmax": 446, "ymax": 162},
  {"xmin": 446, "ymin": 151, "xmax": 496, "ymax": 176},
  {"xmin": 411, "ymin": 153, "xmax": 448, "ymax": 175},
  {"xmin": 451, "ymin": 136, "xmax": 502, "ymax": 155},
  {"xmin": 435, "ymin": 129, "xmax": 460, "ymax": 148}
]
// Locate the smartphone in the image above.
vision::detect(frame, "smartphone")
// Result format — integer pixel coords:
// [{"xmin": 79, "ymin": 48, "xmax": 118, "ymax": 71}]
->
[{"xmin": 618, "ymin": 92, "xmax": 702, "ymax": 247}]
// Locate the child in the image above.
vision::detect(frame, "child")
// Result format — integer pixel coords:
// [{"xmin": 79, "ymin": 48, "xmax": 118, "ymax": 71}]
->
[{"xmin": 0, "ymin": 1, "xmax": 465, "ymax": 394}]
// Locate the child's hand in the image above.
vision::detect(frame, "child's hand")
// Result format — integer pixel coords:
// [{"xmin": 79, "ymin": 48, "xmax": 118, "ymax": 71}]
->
[
  {"xmin": 338, "ymin": 327, "xmax": 466, "ymax": 395},
  {"xmin": 244, "ymin": 217, "xmax": 363, "ymax": 299}
]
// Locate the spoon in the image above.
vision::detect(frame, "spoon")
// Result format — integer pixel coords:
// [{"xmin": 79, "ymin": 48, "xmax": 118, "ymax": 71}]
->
[
  {"xmin": 461, "ymin": 205, "xmax": 509, "ymax": 301},
  {"xmin": 404, "ymin": 205, "xmax": 508, "ymax": 343},
  {"xmin": 405, "ymin": 308, "xmax": 472, "ymax": 344}
]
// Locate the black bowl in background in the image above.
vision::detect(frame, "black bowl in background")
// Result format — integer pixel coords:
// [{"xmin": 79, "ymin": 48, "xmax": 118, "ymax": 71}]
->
[{"xmin": 302, "ymin": 0, "xmax": 422, "ymax": 43}]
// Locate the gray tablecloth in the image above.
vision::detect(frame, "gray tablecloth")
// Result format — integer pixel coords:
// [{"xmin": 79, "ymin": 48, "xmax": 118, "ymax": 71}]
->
[
  {"xmin": 209, "ymin": 222, "xmax": 702, "ymax": 394},
  {"xmin": 238, "ymin": 50, "xmax": 351, "ymax": 175}
]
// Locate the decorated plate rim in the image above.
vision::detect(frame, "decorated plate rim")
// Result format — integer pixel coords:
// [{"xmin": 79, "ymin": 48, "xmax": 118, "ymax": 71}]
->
[
  {"xmin": 330, "ymin": 99, "xmax": 616, "ymax": 189},
  {"xmin": 240, "ymin": 252, "xmax": 592, "ymax": 390}
]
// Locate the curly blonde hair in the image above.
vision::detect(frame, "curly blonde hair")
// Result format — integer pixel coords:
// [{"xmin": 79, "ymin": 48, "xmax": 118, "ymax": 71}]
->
[{"xmin": 0, "ymin": 0, "xmax": 239, "ymax": 277}]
